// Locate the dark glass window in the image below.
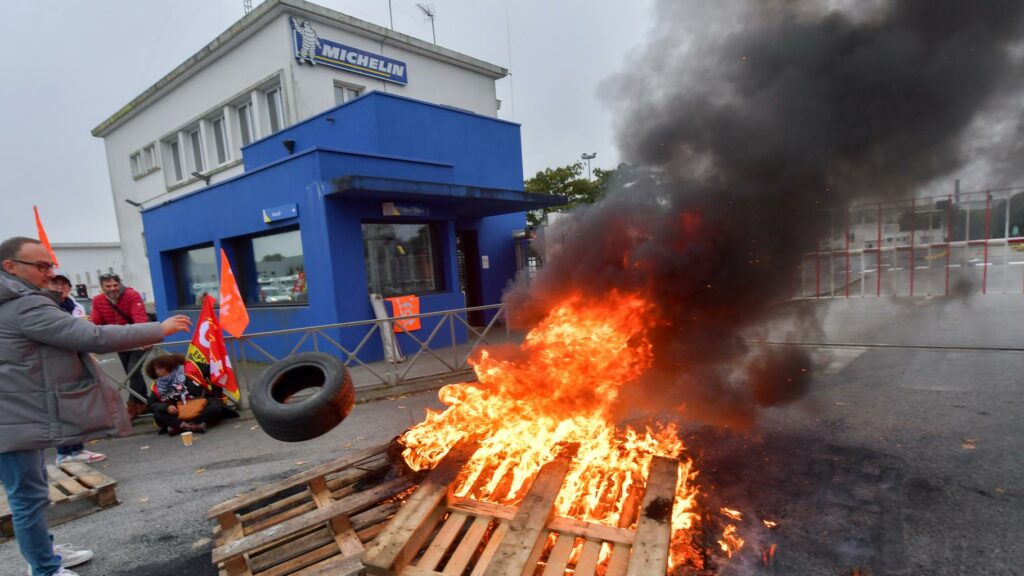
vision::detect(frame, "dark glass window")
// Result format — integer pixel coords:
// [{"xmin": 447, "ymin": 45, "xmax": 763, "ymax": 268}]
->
[
  {"xmin": 172, "ymin": 245, "xmax": 217, "ymax": 308},
  {"xmin": 242, "ymin": 228, "xmax": 306, "ymax": 305},
  {"xmin": 362, "ymin": 222, "xmax": 443, "ymax": 296}
]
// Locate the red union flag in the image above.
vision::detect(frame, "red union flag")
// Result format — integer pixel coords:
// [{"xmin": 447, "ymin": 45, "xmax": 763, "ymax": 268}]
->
[{"xmin": 187, "ymin": 295, "xmax": 240, "ymax": 402}]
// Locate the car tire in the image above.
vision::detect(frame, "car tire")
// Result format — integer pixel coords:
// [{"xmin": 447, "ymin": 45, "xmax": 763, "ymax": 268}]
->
[{"xmin": 250, "ymin": 352, "xmax": 355, "ymax": 442}]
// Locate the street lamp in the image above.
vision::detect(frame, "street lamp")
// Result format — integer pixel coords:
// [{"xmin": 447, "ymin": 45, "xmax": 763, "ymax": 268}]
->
[{"xmin": 581, "ymin": 152, "xmax": 597, "ymax": 180}]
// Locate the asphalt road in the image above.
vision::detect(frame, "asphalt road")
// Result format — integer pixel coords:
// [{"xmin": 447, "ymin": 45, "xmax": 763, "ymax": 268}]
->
[{"xmin": 1, "ymin": 297, "xmax": 1021, "ymax": 575}]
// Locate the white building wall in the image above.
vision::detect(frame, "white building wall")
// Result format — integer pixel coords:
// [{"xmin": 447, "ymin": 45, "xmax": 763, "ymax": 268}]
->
[
  {"xmin": 50, "ymin": 243, "xmax": 125, "ymax": 299},
  {"xmin": 98, "ymin": 3, "xmax": 504, "ymax": 305}
]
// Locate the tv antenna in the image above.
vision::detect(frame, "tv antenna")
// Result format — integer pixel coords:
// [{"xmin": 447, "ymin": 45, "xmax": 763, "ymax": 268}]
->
[{"xmin": 416, "ymin": 4, "xmax": 436, "ymax": 44}]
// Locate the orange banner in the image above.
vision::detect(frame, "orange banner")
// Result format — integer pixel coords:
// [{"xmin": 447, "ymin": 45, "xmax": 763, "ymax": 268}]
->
[
  {"xmin": 386, "ymin": 295, "xmax": 421, "ymax": 333},
  {"xmin": 218, "ymin": 249, "xmax": 249, "ymax": 338}
]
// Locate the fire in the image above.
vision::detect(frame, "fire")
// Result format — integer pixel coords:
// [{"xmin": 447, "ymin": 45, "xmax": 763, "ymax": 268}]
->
[{"xmin": 400, "ymin": 291, "xmax": 740, "ymax": 571}]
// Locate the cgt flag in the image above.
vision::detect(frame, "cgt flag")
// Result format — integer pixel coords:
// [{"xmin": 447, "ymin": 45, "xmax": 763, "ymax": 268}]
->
[
  {"xmin": 187, "ymin": 295, "xmax": 240, "ymax": 402},
  {"xmin": 218, "ymin": 249, "xmax": 249, "ymax": 338}
]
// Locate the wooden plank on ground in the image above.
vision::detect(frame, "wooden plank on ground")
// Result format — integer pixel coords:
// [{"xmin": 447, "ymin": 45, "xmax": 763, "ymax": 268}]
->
[
  {"xmin": 548, "ymin": 516, "xmax": 634, "ymax": 545},
  {"xmin": 442, "ymin": 515, "xmax": 491, "ymax": 575},
  {"xmin": 468, "ymin": 523, "xmax": 508, "ymax": 576},
  {"xmin": 604, "ymin": 542, "xmax": 631, "ymax": 576},
  {"xmin": 46, "ymin": 465, "xmax": 87, "ymax": 497},
  {"xmin": 481, "ymin": 453, "xmax": 572, "ymax": 576},
  {"xmin": 624, "ymin": 456, "xmax": 678, "ymax": 576},
  {"xmin": 59, "ymin": 461, "xmax": 115, "ymax": 489},
  {"xmin": 208, "ymin": 443, "xmax": 390, "ymax": 519},
  {"xmin": 541, "ymin": 532, "xmax": 576, "ymax": 576},
  {"xmin": 308, "ymin": 476, "xmax": 365, "ymax": 558},
  {"xmin": 212, "ymin": 476, "xmax": 413, "ymax": 564},
  {"xmin": 361, "ymin": 439, "xmax": 480, "ymax": 575},
  {"xmin": 573, "ymin": 540, "xmax": 603, "ymax": 576},
  {"xmin": 415, "ymin": 511, "xmax": 470, "ymax": 570}
]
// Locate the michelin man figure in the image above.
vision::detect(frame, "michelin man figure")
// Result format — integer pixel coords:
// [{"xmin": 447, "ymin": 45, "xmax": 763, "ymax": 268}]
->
[{"xmin": 292, "ymin": 17, "xmax": 321, "ymax": 65}]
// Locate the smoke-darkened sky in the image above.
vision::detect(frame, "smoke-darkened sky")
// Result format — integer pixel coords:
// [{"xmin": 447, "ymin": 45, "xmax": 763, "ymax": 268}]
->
[{"xmin": 507, "ymin": 0, "xmax": 1024, "ymax": 427}]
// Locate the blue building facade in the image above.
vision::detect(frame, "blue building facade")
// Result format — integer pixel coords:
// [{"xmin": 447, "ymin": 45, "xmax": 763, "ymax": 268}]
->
[{"xmin": 142, "ymin": 93, "xmax": 561, "ymax": 358}]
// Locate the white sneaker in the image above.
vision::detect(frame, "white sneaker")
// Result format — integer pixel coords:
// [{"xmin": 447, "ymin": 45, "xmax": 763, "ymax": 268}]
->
[
  {"xmin": 56, "ymin": 450, "xmax": 107, "ymax": 465},
  {"xmin": 26, "ymin": 544, "xmax": 94, "ymax": 574},
  {"xmin": 55, "ymin": 543, "xmax": 94, "ymax": 567}
]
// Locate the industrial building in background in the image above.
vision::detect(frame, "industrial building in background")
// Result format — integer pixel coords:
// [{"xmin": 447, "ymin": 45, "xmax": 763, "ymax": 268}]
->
[{"xmin": 91, "ymin": 0, "xmax": 561, "ymax": 356}]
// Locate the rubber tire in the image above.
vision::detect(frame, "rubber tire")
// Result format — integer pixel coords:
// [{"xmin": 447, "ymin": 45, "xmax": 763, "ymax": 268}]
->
[{"xmin": 250, "ymin": 352, "xmax": 355, "ymax": 442}]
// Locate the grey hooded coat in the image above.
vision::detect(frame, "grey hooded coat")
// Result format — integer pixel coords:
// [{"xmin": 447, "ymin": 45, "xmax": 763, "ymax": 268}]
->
[{"xmin": 0, "ymin": 272, "xmax": 165, "ymax": 453}]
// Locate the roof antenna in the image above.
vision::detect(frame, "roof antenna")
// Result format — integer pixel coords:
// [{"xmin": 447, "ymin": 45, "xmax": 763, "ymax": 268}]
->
[{"xmin": 416, "ymin": 4, "xmax": 436, "ymax": 44}]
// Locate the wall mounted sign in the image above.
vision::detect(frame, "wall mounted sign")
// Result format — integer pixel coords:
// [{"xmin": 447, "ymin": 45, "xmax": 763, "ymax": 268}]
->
[
  {"xmin": 291, "ymin": 16, "xmax": 408, "ymax": 85},
  {"xmin": 262, "ymin": 203, "xmax": 298, "ymax": 223},
  {"xmin": 382, "ymin": 202, "xmax": 429, "ymax": 217}
]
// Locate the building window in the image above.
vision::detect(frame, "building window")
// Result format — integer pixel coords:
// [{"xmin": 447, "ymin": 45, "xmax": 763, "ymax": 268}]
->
[
  {"xmin": 130, "ymin": 153, "xmax": 141, "ymax": 177},
  {"xmin": 238, "ymin": 103, "xmax": 255, "ymax": 147},
  {"xmin": 334, "ymin": 83, "xmax": 362, "ymax": 106},
  {"xmin": 266, "ymin": 87, "xmax": 284, "ymax": 134},
  {"xmin": 166, "ymin": 139, "xmax": 183, "ymax": 182},
  {"xmin": 234, "ymin": 228, "xmax": 306, "ymax": 305},
  {"xmin": 362, "ymin": 222, "xmax": 443, "ymax": 296},
  {"xmin": 143, "ymin": 145, "xmax": 157, "ymax": 171},
  {"xmin": 212, "ymin": 117, "xmax": 228, "ymax": 165},
  {"xmin": 171, "ymin": 244, "xmax": 217, "ymax": 308},
  {"xmin": 188, "ymin": 128, "xmax": 205, "ymax": 173}
]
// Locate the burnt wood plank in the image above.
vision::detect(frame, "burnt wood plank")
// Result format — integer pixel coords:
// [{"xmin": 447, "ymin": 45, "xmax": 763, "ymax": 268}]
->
[
  {"xmin": 361, "ymin": 439, "xmax": 480, "ymax": 575},
  {"xmin": 481, "ymin": 453, "xmax": 572, "ymax": 576},
  {"xmin": 624, "ymin": 456, "xmax": 678, "ymax": 576}
]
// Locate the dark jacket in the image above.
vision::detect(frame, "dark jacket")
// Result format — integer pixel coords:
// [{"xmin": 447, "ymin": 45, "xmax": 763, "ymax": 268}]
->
[
  {"xmin": 0, "ymin": 272, "xmax": 164, "ymax": 452},
  {"xmin": 91, "ymin": 286, "xmax": 148, "ymax": 326}
]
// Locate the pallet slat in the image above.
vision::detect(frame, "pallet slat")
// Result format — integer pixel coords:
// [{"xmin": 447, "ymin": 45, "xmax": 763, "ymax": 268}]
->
[
  {"xmin": 625, "ymin": 456, "xmax": 678, "ymax": 576},
  {"xmin": 481, "ymin": 452, "xmax": 572, "ymax": 576},
  {"xmin": 361, "ymin": 439, "xmax": 480, "ymax": 575}
]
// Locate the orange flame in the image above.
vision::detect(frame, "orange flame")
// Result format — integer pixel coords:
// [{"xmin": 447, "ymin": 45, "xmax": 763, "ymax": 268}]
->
[{"xmin": 400, "ymin": 291, "xmax": 736, "ymax": 570}]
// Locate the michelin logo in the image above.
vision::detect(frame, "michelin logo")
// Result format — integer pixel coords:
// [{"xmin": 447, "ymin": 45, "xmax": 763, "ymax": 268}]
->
[{"xmin": 291, "ymin": 17, "xmax": 321, "ymax": 65}]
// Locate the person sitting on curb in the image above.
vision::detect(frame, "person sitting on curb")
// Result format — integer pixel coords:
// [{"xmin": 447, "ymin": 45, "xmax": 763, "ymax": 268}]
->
[{"xmin": 145, "ymin": 354, "xmax": 238, "ymax": 435}]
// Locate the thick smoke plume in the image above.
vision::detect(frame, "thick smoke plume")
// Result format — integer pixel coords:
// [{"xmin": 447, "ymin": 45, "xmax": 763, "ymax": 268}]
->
[{"xmin": 506, "ymin": 0, "xmax": 1024, "ymax": 427}]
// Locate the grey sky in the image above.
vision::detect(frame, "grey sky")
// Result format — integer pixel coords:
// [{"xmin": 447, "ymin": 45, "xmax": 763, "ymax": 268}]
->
[{"xmin": 0, "ymin": 0, "xmax": 654, "ymax": 243}]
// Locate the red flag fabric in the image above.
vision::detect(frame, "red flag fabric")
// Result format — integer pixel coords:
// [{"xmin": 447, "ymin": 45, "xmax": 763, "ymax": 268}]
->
[
  {"xmin": 218, "ymin": 249, "xmax": 249, "ymax": 338},
  {"xmin": 33, "ymin": 206, "xmax": 59, "ymax": 267},
  {"xmin": 187, "ymin": 295, "xmax": 240, "ymax": 402}
]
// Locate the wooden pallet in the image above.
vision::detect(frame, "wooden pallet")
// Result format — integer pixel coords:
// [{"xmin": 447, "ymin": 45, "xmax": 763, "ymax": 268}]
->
[
  {"xmin": 209, "ymin": 442, "xmax": 420, "ymax": 576},
  {"xmin": 0, "ymin": 461, "xmax": 118, "ymax": 541},
  {"xmin": 362, "ymin": 447, "xmax": 680, "ymax": 576}
]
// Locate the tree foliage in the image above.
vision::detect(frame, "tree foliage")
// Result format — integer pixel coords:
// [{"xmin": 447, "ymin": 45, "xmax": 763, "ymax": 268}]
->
[{"xmin": 524, "ymin": 162, "xmax": 614, "ymax": 226}]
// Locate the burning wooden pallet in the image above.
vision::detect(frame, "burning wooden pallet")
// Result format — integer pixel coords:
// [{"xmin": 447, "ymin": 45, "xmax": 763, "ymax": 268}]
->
[
  {"xmin": 209, "ymin": 440, "xmax": 681, "ymax": 576},
  {"xmin": 0, "ymin": 461, "xmax": 118, "ymax": 542},
  {"xmin": 362, "ymin": 440, "xmax": 679, "ymax": 576}
]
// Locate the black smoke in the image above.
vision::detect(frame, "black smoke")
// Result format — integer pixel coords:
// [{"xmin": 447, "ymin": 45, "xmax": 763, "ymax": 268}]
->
[{"xmin": 505, "ymin": 0, "xmax": 1024, "ymax": 427}]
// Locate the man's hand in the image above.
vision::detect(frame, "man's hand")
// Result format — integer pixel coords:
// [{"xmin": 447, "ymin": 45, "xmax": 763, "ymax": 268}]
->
[
  {"xmin": 160, "ymin": 315, "xmax": 192, "ymax": 336},
  {"xmin": 167, "ymin": 405, "xmax": 178, "ymax": 416}
]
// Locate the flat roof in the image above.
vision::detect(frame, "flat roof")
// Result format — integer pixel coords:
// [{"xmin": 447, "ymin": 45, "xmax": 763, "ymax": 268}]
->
[{"xmin": 92, "ymin": 0, "xmax": 508, "ymax": 137}]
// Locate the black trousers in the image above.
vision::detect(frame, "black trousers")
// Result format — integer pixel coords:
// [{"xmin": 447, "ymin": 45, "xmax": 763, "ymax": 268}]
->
[
  {"xmin": 152, "ymin": 402, "xmax": 232, "ymax": 431},
  {"xmin": 118, "ymin": 349, "xmax": 148, "ymax": 405}
]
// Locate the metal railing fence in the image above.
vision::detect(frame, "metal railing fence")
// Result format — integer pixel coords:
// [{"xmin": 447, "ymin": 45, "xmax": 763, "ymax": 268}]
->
[{"xmin": 106, "ymin": 303, "xmax": 513, "ymax": 408}]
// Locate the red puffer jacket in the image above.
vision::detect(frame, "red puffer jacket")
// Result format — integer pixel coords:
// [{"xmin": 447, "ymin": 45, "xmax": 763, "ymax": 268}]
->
[{"xmin": 91, "ymin": 287, "xmax": 149, "ymax": 325}]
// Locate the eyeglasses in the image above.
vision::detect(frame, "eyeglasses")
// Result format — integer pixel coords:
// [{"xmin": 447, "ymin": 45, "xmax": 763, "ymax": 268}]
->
[
  {"xmin": 11, "ymin": 259, "xmax": 55, "ymax": 273},
  {"xmin": 99, "ymin": 273, "xmax": 121, "ymax": 282}
]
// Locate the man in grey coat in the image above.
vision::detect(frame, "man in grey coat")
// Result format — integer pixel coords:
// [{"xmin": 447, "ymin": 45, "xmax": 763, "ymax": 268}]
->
[{"xmin": 0, "ymin": 237, "xmax": 192, "ymax": 576}]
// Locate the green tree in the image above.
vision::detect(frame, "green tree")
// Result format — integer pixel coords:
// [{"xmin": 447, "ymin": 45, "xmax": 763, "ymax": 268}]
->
[{"xmin": 524, "ymin": 162, "xmax": 612, "ymax": 226}]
